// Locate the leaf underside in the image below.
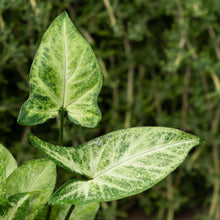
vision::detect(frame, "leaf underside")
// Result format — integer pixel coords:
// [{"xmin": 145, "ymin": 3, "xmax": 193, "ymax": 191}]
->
[
  {"xmin": 6, "ymin": 158, "xmax": 56, "ymax": 219},
  {"xmin": 17, "ymin": 12, "xmax": 102, "ymax": 128},
  {"xmin": 29, "ymin": 127, "xmax": 201, "ymax": 205}
]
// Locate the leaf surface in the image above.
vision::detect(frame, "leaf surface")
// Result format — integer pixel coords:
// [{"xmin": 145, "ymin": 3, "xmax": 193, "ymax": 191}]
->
[
  {"xmin": 29, "ymin": 127, "xmax": 201, "ymax": 205},
  {"xmin": 36, "ymin": 203, "xmax": 99, "ymax": 220},
  {"xmin": 6, "ymin": 159, "xmax": 56, "ymax": 219},
  {"xmin": 0, "ymin": 143, "xmax": 17, "ymax": 178},
  {"xmin": 17, "ymin": 12, "xmax": 102, "ymax": 128},
  {"xmin": 49, "ymin": 204, "xmax": 71, "ymax": 220},
  {"xmin": 0, "ymin": 162, "xmax": 9, "ymax": 217},
  {"xmin": 2, "ymin": 192, "xmax": 35, "ymax": 220},
  {"xmin": 69, "ymin": 202, "xmax": 100, "ymax": 220},
  {"xmin": 0, "ymin": 163, "xmax": 6, "ymax": 206}
]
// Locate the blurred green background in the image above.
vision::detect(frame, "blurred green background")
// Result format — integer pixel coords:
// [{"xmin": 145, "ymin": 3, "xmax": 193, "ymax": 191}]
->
[{"xmin": 0, "ymin": 0, "xmax": 219, "ymax": 219}]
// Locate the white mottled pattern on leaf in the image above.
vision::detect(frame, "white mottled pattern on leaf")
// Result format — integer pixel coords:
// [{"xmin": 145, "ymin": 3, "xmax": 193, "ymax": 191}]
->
[
  {"xmin": 17, "ymin": 12, "xmax": 102, "ymax": 128},
  {"xmin": 3, "ymin": 192, "xmax": 34, "ymax": 220},
  {"xmin": 6, "ymin": 159, "xmax": 56, "ymax": 220},
  {"xmin": 0, "ymin": 143, "xmax": 17, "ymax": 178},
  {"xmin": 28, "ymin": 127, "xmax": 202, "ymax": 205}
]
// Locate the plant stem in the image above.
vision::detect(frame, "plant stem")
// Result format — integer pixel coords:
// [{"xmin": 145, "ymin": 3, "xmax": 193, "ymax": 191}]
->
[
  {"xmin": 46, "ymin": 108, "xmax": 65, "ymax": 220},
  {"xmin": 59, "ymin": 108, "xmax": 64, "ymax": 146},
  {"xmin": 59, "ymin": 108, "xmax": 76, "ymax": 220},
  {"xmin": 65, "ymin": 205, "xmax": 75, "ymax": 220},
  {"xmin": 123, "ymin": 38, "xmax": 134, "ymax": 128},
  {"xmin": 167, "ymin": 174, "xmax": 174, "ymax": 220}
]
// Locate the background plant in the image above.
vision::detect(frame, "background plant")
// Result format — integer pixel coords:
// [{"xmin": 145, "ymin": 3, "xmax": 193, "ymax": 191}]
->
[{"xmin": 0, "ymin": 0, "xmax": 219, "ymax": 219}]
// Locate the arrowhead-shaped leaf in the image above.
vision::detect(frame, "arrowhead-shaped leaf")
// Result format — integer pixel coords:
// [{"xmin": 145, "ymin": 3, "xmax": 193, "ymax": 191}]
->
[
  {"xmin": 0, "ymin": 143, "xmax": 17, "ymax": 178},
  {"xmin": 17, "ymin": 12, "xmax": 102, "ymax": 128},
  {"xmin": 6, "ymin": 159, "xmax": 56, "ymax": 219},
  {"xmin": 29, "ymin": 127, "xmax": 202, "ymax": 205}
]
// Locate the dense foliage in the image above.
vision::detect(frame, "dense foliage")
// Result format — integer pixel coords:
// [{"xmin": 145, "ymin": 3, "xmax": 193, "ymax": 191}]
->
[{"xmin": 0, "ymin": 0, "xmax": 219, "ymax": 219}]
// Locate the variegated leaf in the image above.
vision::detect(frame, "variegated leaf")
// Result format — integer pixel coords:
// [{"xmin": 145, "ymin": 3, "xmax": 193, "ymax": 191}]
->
[
  {"xmin": 17, "ymin": 12, "xmax": 102, "ymax": 128},
  {"xmin": 29, "ymin": 127, "xmax": 201, "ymax": 205},
  {"xmin": 0, "ymin": 143, "xmax": 17, "ymax": 178},
  {"xmin": 6, "ymin": 159, "xmax": 56, "ymax": 220},
  {"xmin": 2, "ymin": 192, "xmax": 35, "ymax": 220}
]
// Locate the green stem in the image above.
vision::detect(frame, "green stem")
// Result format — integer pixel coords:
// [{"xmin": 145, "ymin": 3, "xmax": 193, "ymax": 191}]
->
[
  {"xmin": 46, "ymin": 108, "xmax": 65, "ymax": 220},
  {"xmin": 59, "ymin": 108, "xmax": 64, "ymax": 146},
  {"xmin": 59, "ymin": 108, "xmax": 75, "ymax": 220}
]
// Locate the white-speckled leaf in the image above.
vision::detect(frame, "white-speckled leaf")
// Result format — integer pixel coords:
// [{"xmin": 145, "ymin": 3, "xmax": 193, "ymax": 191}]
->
[
  {"xmin": 2, "ymin": 192, "xmax": 36, "ymax": 220},
  {"xmin": 6, "ymin": 159, "xmax": 56, "ymax": 220},
  {"xmin": 28, "ymin": 127, "xmax": 202, "ymax": 205},
  {"xmin": 17, "ymin": 12, "xmax": 102, "ymax": 128},
  {"xmin": 0, "ymin": 143, "xmax": 17, "ymax": 178},
  {"xmin": 69, "ymin": 202, "xmax": 100, "ymax": 220}
]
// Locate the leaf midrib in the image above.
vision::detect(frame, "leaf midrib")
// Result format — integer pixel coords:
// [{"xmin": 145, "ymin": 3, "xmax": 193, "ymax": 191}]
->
[
  {"xmin": 62, "ymin": 20, "xmax": 67, "ymax": 107},
  {"xmin": 93, "ymin": 139, "xmax": 196, "ymax": 178},
  {"xmin": 7, "ymin": 194, "xmax": 30, "ymax": 220}
]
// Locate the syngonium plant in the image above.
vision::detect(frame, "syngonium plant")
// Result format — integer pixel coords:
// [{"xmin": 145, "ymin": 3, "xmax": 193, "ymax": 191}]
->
[{"xmin": 0, "ymin": 12, "xmax": 202, "ymax": 219}]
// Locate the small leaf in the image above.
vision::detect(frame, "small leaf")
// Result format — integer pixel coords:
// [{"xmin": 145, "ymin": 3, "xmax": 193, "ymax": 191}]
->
[
  {"xmin": 2, "ymin": 192, "xmax": 35, "ymax": 220},
  {"xmin": 6, "ymin": 159, "xmax": 56, "ymax": 219},
  {"xmin": 0, "ymin": 163, "xmax": 7, "ymax": 206},
  {"xmin": 17, "ymin": 12, "xmax": 102, "ymax": 128},
  {"xmin": 69, "ymin": 203, "xmax": 100, "ymax": 220},
  {"xmin": 29, "ymin": 127, "xmax": 202, "ymax": 205},
  {"xmin": 0, "ymin": 143, "xmax": 17, "ymax": 178},
  {"xmin": 0, "ymin": 162, "xmax": 10, "ymax": 216}
]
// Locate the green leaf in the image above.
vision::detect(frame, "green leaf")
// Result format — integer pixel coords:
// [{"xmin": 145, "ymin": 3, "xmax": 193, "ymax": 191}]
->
[
  {"xmin": 69, "ymin": 203, "xmax": 100, "ymax": 220},
  {"xmin": 2, "ymin": 192, "xmax": 35, "ymax": 220},
  {"xmin": 0, "ymin": 162, "xmax": 7, "ymax": 206},
  {"xmin": 36, "ymin": 203, "xmax": 99, "ymax": 220},
  {"xmin": 0, "ymin": 143, "xmax": 17, "ymax": 178},
  {"xmin": 0, "ymin": 162, "xmax": 10, "ymax": 216},
  {"xmin": 49, "ymin": 204, "xmax": 71, "ymax": 220},
  {"xmin": 6, "ymin": 159, "xmax": 56, "ymax": 220},
  {"xmin": 28, "ymin": 127, "xmax": 202, "ymax": 205},
  {"xmin": 17, "ymin": 12, "xmax": 102, "ymax": 128}
]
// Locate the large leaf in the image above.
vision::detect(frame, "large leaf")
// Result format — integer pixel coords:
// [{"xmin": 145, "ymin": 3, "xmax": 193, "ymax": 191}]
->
[
  {"xmin": 6, "ymin": 159, "xmax": 56, "ymax": 220},
  {"xmin": 17, "ymin": 12, "xmax": 102, "ymax": 128},
  {"xmin": 29, "ymin": 127, "xmax": 202, "ymax": 205},
  {"xmin": 0, "ymin": 143, "xmax": 17, "ymax": 178}
]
